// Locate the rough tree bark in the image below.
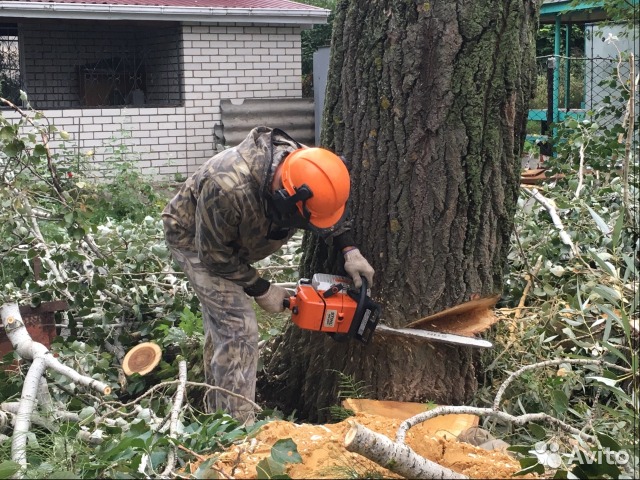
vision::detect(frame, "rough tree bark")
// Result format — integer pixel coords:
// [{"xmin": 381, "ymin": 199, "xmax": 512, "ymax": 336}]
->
[{"xmin": 260, "ymin": 0, "xmax": 537, "ymax": 421}]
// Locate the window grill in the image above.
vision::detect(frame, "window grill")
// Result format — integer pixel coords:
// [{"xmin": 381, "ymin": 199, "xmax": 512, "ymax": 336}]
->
[{"xmin": 0, "ymin": 24, "xmax": 22, "ymax": 105}]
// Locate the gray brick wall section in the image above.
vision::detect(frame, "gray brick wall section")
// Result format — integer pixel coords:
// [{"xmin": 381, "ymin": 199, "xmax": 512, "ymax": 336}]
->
[{"xmin": 7, "ymin": 22, "xmax": 303, "ymax": 179}]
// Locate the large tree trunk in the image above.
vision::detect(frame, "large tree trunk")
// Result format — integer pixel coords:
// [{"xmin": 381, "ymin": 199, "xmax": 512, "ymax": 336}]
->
[{"xmin": 259, "ymin": 0, "xmax": 537, "ymax": 422}]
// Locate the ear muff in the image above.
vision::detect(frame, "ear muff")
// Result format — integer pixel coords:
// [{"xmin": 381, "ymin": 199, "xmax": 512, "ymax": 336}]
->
[{"xmin": 272, "ymin": 183, "xmax": 313, "ymax": 221}]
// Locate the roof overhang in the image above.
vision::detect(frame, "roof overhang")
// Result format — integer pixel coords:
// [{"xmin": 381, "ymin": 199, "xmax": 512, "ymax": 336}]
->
[
  {"xmin": 0, "ymin": 1, "xmax": 330, "ymax": 26},
  {"xmin": 539, "ymin": 1, "xmax": 608, "ymax": 24}
]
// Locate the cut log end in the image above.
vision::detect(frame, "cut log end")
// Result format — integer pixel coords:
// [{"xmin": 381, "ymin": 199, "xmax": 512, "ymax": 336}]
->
[
  {"xmin": 6, "ymin": 316, "xmax": 15, "ymax": 324},
  {"xmin": 103, "ymin": 386, "xmax": 112, "ymax": 395},
  {"xmin": 122, "ymin": 342, "xmax": 162, "ymax": 376},
  {"xmin": 344, "ymin": 420, "xmax": 358, "ymax": 447}
]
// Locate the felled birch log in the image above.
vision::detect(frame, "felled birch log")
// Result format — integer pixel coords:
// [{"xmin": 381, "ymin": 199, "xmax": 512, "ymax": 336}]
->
[
  {"xmin": 1, "ymin": 303, "xmax": 111, "ymax": 476},
  {"xmin": 1, "ymin": 304, "xmax": 111, "ymax": 395},
  {"xmin": 344, "ymin": 421, "xmax": 467, "ymax": 479}
]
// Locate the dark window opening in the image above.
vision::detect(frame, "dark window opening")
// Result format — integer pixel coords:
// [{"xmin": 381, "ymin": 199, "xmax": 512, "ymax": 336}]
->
[
  {"xmin": 78, "ymin": 56, "xmax": 147, "ymax": 107},
  {"xmin": 0, "ymin": 23, "xmax": 22, "ymax": 105},
  {"xmin": 9, "ymin": 20, "xmax": 183, "ymax": 109}
]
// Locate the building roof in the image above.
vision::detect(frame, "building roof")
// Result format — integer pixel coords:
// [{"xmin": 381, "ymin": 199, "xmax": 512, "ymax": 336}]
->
[
  {"xmin": 0, "ymin": 0, "xmax": 330, "ymax": 25},
  {"xmin": 538, "ymin": 0, "xmax": 640, "ymax": 24},
  {"xmin": 13, "ymin": 0, "xmax": 321, "ymax": 9}
]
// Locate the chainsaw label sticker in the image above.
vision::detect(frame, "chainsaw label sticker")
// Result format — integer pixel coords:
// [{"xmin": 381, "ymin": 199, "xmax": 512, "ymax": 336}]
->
[{"xmin": 323, "ymin": 310, "xmax": 338, "ymax": 328}]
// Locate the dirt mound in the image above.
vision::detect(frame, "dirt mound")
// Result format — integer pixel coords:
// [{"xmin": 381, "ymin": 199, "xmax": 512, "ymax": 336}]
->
[{"xmin": 204, "ymin": 412, "xmax": 525, "ymax": 479}]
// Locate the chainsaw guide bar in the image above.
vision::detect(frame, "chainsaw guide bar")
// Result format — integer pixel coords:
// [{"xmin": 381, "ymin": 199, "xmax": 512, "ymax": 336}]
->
[{"xmin": 375, "ymin": 324, "xmax": 493, "ymax": 348}]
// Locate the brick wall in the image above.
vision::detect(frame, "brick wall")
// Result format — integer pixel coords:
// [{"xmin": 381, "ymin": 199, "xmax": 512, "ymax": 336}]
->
[{"xmin": 4, "ymin": 21, "xmax": 303, "ymax": 178}]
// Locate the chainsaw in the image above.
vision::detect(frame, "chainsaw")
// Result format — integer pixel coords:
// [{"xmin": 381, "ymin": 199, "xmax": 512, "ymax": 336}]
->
[{"xmin": 283, "ymin": 273, "xmax": 493, "ymax": 348}]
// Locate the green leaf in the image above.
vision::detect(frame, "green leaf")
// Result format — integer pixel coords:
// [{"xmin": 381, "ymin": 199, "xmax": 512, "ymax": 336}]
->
[
  {"xmin": 193, "ymin": 458, "xmax": 219, "ymax": 479},
  {"xmin": 587, "ymin": 250, "xmax": 617, "ymax": 277},
  {"xmin": 49, "ymin": 472, "xmax": 81, "ymax": 479},
  {"xmin": 0, "ymin": 126, "xmax": 14, "ymax": 141},
  {"xmin": 4, "ymin": 139, "xmax": 25, "ymax": 156},
  {"xmin": 611, "ymin": 213, "xmax": 624, "ymax": 248},
  {"xmin": 572, "ymin": 457, "xmax": 622, "ymax": 479},
  {"xmin": 552, "ymin": 390, "xmax": 568, "ymax": 415},
  {"xmin": 33, "ymin": 144, "xmax": 47, "ymax": 157},
  {"xmin": 591, "ymin": 285, "xmax": 621, "ymax": 304},
  {"xmin": 587, "ymin": 376, "xmax": 617, "ymax": 387},
  {"xmin": 0, "ymin": 461, "xmax": 21, "ymax": 479},
  {"xmin": 587, "ymin": 206, "xmax": 611, "ymax": 235},
  {"xmin": 508, "ymin": 445, "xmax": 533, "ymax": 455},
  {"xmin": 528, "ymin": 424, "xmax": 547, "ymax": 440},
  {"xmin": 514, "ymin": 457, "xmax": 545, "ymax": 476},
  {"xmin": 256, "ymin": 457, "xmax": 287, "ymax": 479},
  {"xmin": 602, "ymin": 341, "xmax": 627, "ymax": 364},
  {"xmin": 596, "ymin": 433, "xmax": 621, "ymax": 451},
  {"xmin": 270, "ymin": 438, "xmax": 302, "ymax": 465},
  {"xmin": 600, "ymin": 305, "xmax": 630, "ymax": 339}
]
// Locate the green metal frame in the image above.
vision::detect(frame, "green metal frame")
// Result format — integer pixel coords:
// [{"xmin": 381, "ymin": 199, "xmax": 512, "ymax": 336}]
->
[
  {"xmin": 526, "ymin": 1, "xmax": 607, "ymax": 144},
  {"xmin": 533, "ymin": 0, "xmax": 638, "ymax": 128}
]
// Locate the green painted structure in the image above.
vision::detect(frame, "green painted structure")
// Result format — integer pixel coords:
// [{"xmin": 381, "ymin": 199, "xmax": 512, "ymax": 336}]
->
[
  {"xmin": 531, "ymin": 0, "xmax": 638, "ymax": 135},
  {"xmin": 532, "ymin": 0, "xmax": 610, "ymax": 131}
]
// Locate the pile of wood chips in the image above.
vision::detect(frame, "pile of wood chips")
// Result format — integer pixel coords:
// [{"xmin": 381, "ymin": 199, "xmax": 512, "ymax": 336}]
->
[{"xmin": 191, "ymin": 399, "xmax": 528, "ymax": 479}]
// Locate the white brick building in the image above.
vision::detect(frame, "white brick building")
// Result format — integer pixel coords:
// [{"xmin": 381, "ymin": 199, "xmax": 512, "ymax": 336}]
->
[{"xmin": 0, "ymin": 0, "xmax": 329, "ymax": 178}]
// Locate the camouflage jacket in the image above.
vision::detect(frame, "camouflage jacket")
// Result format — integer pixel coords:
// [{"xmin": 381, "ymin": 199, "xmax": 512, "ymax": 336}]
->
[{"xmin": 162, "ymin": 127, "xmax": 352, "ymax": 288}]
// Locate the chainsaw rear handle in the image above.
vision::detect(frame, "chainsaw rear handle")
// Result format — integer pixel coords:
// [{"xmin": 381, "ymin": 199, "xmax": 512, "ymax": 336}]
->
[{"xmin": 348, "ymin": 275, "xmax": 369, "ymax": 328}]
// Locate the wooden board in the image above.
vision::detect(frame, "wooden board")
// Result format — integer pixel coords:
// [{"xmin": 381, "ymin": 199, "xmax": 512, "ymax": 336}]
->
[
  {"xmin": 343, "ymin": 398, "xmax": 479, "ymax": 440},
  {"xmin": 404, "ymin": 295, "xmax": 501, "ymax": 336},
  {"xmin": 520, "ymin": 168, "xmax": 565, "ymax": 184}
]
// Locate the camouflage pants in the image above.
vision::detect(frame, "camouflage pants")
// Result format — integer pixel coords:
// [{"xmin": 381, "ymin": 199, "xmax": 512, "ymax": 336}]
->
[{"xmin": 168, "ymin": 246, "xmax": 258, "ymax": 424}]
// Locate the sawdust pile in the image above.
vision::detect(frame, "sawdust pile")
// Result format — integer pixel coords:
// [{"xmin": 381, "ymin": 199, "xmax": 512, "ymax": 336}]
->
[{"xmin": 200, "ymin": 412, "xmax": 525, "ymax": 479}]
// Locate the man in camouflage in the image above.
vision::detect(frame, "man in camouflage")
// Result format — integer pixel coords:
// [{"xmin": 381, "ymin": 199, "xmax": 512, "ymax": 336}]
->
[{"xmin": 162, "ymin": 127, "xmax": 374, "ymax": 423}]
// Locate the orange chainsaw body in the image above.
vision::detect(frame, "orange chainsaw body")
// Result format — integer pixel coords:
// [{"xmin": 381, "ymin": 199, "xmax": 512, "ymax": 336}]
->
[{"xmin": 285, "ymin": 274, "xmax": 380, "ymax": 343}]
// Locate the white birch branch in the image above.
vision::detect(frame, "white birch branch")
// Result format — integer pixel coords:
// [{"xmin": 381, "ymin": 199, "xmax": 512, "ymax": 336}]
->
[
  {"xmin": 395, "ymin": 405, "xmax": 596, "ymax": 446},
  {"xmin": 37, "ymin": 378, "xmax": 54, "ymax": 416},
  {"xmin": 1, "ymin": 303, "xmax": 112, "ymax": 476},
  {"xmin": 105, "ymin": 380, "xmax": 261, "ymax": 413},
  {"xmin": 160, "ymin": 359, "xmax": 188, "ymax": 478},
  {"xmin": 492, "ymin": 358, "xmax": 630, "ymax": 410},
  {"xmin": 394, "ymin": 358, "xmax": 631, "ymax": 451},
  {"xmin": 1, "ymin": 304, "xmax": 111, "ymax": 396},
  {"xmin": 77, "ymin": 428, "xmax": 104, "ymax": 445},
  {"xmin": 344, "ymin": 421, "xmax": 467, "ymax": 479},
  {"xmin": 11, "ymin": 356, "xmax": 46, "ymax": 476},
  {"xmin": 621, "ymin": 61, "xmax": 636, "ymax": 219},
  {"xmin": 574, "ymin": 142, "xmax": 588, "ymax": 199},
  {"xmin": 523, "ymin": 188, "xmax": 579, "ymax": 256},
  {"xmin": 1, "ymin": 402, "xmax": 81, "ymax": 426},
  {"xmin": 11, "ymin": 190, "xmax": 73, "ymax": 301}
]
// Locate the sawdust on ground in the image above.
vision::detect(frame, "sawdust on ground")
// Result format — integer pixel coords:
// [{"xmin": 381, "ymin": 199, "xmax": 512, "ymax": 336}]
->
[{"xmin": 195, "ymin": 412, "xmax": 526, "ymax": 479}]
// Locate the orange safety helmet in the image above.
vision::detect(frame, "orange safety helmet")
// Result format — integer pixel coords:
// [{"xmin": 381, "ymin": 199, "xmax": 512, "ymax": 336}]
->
[{"xmin": 280, "ymin": 147, "xmax": 350, "ymax": 229}]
